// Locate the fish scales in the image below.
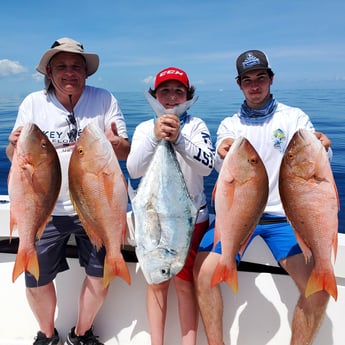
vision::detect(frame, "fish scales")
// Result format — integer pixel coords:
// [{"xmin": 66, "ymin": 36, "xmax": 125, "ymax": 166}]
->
[
  {"xmin": 211, "ymin": 137, "xmax": 269, "ymax": 293},
  {"xmin": 132, "ymin": 139, "xmax": 198, "ymax": 285},
  {"xmin": 68, "ymin": 123, "xmax": 130, "ymax": 287},
  {"xmin": 279, "ymin": 128, "xmax": 339, "ymax": 300},
  {"xmin": 8, "ymin": 123, "xmax": 62, "ymax": 282},
  {"xmin": 131, "ymin": 93, "xmax": 199, "ymax": 285}
]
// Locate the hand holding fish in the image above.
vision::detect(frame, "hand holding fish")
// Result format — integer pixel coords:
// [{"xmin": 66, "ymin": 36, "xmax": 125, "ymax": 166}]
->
[
  {"xmin": 6, "ymin": 127, "xmax": 23, "ymax": 161},
  {"xmin": 8, "ymin": 127, "xmax": 23, "ymax": 146},
  {"xmin": 217, "ymin": 137, "xmax": 235, "ymax": 159},
  {"xmin": 314, "ymin": 131, "xmax": 331, "ymax": 151},
  {"xmin": 154, "ymin": 114, "xmax": 180, "ymax": 142}
]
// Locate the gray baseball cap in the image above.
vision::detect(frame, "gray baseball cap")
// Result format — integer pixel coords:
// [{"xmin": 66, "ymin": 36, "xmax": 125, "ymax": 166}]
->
[{"xmin": 236, "ymin": 50, "xmax": 272, "ymax": 78}]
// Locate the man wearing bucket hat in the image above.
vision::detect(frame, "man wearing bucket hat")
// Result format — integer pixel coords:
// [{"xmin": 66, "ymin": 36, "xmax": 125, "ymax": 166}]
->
[
  {"xmin": 193, "ymin": 50, "xmax": 332, "ymax": 345},
  {"xmin": 127, "ymin": 67, "xmax": 215, "ymax": 345},
  {"xmin": 6, "ymin": 37, "xmax": 130, "ymax": 345}
]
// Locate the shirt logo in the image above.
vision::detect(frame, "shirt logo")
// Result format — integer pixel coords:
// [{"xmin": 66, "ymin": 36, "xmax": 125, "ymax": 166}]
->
[{"xmin": 272, "ymin": 128, "xmax": 286, "ymax": 153}]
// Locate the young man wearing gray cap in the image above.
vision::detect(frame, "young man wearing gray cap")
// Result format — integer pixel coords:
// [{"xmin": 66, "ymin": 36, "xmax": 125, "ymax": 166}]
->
[
  {"xmin": 193, "ymin": 50, "xmax": 332, "ymax": 345},
  {"xmin": 6, "ymin": 37, "xmax": 130, "ymax": 345}
]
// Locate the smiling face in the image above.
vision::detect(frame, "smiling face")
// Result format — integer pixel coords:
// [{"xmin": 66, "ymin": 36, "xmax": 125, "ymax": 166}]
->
[
  {"xmin": 46, "ymin": 52, "xmax": 88, "ymax": 99},
  {"xmin": 238, "ymin": 69, "xmax": 273, "ymax": 109},
  {"xmin": 155, "ymin": 80, "xmax": 188, "ymax": 109}
]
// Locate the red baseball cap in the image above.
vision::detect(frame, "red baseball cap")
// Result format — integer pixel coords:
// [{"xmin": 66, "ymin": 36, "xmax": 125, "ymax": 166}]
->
[{"xmin": 154, "ymin": 67, "xmax": 190, "ymax": 89}]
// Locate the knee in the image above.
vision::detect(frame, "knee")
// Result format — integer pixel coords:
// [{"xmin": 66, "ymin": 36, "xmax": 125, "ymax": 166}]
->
[
  {"xmin": 85, "ymin": 276, "xmax": 109, "ymax": 297},
  {"xmin": 193, "ymin": 252, "xmax": 215, "ymax": 291},
  {"xmin": 298, "ymin": 290, "xmax": 330, "ymax": 310}
]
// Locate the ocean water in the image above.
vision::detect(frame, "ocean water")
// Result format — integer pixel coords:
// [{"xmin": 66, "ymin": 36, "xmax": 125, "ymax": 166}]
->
[{"xmin": 0, "ymin": 89, "xmax": 344, "ymax": 232}]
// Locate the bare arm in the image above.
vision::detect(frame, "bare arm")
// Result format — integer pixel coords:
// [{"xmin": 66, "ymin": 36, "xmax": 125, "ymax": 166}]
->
[{"xmin": 6, "ymin": 127, "xmax": 22, "ymax": 161}]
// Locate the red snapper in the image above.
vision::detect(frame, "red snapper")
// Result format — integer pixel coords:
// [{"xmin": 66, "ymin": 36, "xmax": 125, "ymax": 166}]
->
[
  {"xmin": 8, "ymin": 123, "xmax": 61, "ymax": 282},
  {"xmin": 279, "ymin": 128, "xmax": 339, "ymax": 300},
  {"xmin": 211, "ymin": 137, "xmax": 269, "ymax": 293},
  {"xmin": 68, "ymin": 123, "xmax": 130, "ymax": 287}
]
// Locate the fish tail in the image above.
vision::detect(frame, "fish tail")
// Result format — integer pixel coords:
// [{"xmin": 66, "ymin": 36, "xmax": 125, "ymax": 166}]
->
[
  {"xmin": 305, "ymin": 269, "xmax": 338, "ymax": 301},
  {"xmin": 103, "ymin": 256, "xmax": 131, "ymax": 287},
  {"xmin": 12, "ymin": 249, "xmax": 39, "ymax": 282},
  {"xmin": 210, "ymin": 261, "xmax": 238, "ymax": 294}
]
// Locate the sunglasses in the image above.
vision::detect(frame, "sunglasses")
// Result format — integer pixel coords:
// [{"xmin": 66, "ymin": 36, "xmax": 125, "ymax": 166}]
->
[{"xmin": 67, "ymin": 95, "xmax": 78, "ymax": 142}]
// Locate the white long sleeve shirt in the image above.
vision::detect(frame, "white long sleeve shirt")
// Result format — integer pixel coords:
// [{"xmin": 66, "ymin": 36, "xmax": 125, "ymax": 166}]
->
[{"xmin": 127, "ymin": 114, "xmax": 215, "ymax": 222}]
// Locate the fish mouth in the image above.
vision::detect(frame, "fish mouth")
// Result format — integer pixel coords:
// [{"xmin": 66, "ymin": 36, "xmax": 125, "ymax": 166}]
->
[
  {"xmin": 144, "ymin": 264, "xmax": 172, "ymax": 284},
  {"xmin": 229, "ymin": 136, "xmax": 245, "ymax": 153},
  {"xmin": 19, "ymin": 123, "xmax": 38, "ymax": 139},
  {"xmin": 297, "ymin": 129, "xmax": 306, "ymax": 141}
]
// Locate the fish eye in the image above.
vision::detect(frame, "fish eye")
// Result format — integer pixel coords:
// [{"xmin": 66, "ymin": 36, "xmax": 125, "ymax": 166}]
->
[
  {"xmin": 161, "ymin": 268, "xmax": 169, "ymax": 275},
  {"xmin": 288, "ymin": 153, "xmax": 294, "ymax": 160},
  {"xmin": 41, "ymin": 140, "xmax": 48, "ymax": 149},
  {"xmin": 78, "ymin": 148, "xmax": 84, "ymax": 155}
]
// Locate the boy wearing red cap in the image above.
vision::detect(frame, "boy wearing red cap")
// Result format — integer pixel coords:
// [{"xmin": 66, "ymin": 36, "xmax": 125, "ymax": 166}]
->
[{"xmin": 127, "ymin": 67, "xmax": 215, "ymax": 345}]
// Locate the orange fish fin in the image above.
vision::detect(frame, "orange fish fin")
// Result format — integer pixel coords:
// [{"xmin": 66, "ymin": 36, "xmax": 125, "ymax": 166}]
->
[
  {"xmin": 102, "ymin": 172, "xmax": 116, "ymax": 205},
  {"xmin": 332, "ymin": 232, "xmax": 338, "ymax": 262},
  {"xmin": 305, "ymin": 269, "xmax": 338, "ymax": 301},
  {"xmin": 332, "ymin": 180, "xmax": 340, "ymax": 211},
  {"xmin": 23, "ymin": 164, "xmax": 35, "ymax": 184},
  {"xmin": 293, "ymin": 230, "xmax": 312, "ymax": 263},
  {"xmin": 211, "ymin": 181, "xmax": 217, "ymax": 205},
  {"xmin": 36, "ymin": 221, "xmax": 50, "ymax": 240},
  {"xmin": 103, "ymin": 256, "xmax": 131, "ymax": 287},
  {"xmin": 12, "ymin": 249, "xmax": 39, "ymax": 283},
  {"xmin": 121, "ymin": 222, "xmax": 127, "ymax": 247},
  {"xmin": 9, "ymin": 213, "xmax": 16, "ymax": 242},
  {"xmin": 121, "ymin": 174, "xmax": 128, "ymax": 192},
  {"xmin": 239, "ymin": 232, "xmax": 253, "ymax": 257},
  {"xmin": 212, "ymin": 223, "xmax": 220, "ymax": 251},
  {"xmin": 210, "ymin": 261, "xmax": 238, "ymax": 294},
  {"xmin": 77, "ymin": 217, "xmax": 103, "ymax": 249}
]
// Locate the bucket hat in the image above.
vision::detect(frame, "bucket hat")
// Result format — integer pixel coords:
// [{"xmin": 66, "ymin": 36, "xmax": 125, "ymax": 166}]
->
[{"xmin": 36, "ymin": 37, "xmax": 99, "ymax": 77}]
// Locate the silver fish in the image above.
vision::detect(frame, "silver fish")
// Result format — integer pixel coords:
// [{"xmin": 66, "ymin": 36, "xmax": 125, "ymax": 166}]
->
[{"xmin": 130, "ymin": 93, "xmax": 199, "ymax": 284}]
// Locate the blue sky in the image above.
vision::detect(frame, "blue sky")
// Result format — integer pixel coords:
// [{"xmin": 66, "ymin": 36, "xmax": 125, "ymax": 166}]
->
[{"xmin": 0, "ymin": 0, "xmax": 344, "ymax": 96}]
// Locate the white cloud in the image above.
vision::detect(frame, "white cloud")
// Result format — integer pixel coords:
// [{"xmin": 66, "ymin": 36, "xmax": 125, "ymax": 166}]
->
[{"xmin": 0, "ymin": 59, "xmax": 26, "ymax": 76}]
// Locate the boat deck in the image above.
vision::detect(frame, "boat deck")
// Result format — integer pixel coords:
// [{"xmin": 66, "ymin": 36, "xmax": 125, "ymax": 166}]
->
[{"xmin": 1, "ymin": 195, "xmax": 344, "ymax": 344}]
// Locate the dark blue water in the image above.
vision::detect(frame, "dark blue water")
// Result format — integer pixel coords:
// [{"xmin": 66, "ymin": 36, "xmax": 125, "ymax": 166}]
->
[{"xmin": 0, "ymin": 89, "xmax": 344, "ymax": 232}]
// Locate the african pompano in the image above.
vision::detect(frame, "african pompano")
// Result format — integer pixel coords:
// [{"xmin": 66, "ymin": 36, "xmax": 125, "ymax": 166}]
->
[
  {"xmin": 8, "ymin": 123, "xmax": 61, "ymax": 282},
  {"xmin": 211, "ymin": 137, "xmax": 269, "ymax": 293},
  {"xmin": 68, "ymin": 123, "xmax": 130, "ymax": 287},
  {"xmin": 279, "ymin": 129, "xmax": 339, "ymax": 300},
  {"xmin": 130, "ymin": 93, "xmax": 199, "ymax": 285}
]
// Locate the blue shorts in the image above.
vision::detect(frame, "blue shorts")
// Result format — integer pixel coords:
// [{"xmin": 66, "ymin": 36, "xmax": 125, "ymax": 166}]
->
[
  {"xmin": 198, "ymin": 216, "xmax": 302, "ymax": 264},
  {"xmin": 25, "ymin": 215, "xmax": 106, "ymax": 287}
]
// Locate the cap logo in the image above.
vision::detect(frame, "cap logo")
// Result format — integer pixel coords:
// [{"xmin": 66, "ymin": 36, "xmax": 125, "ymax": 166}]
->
[
  {"xmin": 159, "ymin": 69, "xmax": 184, "ymax": 78},
  {"xmin": 242, "ymin": 53, "xmax": 261, "ymax": 69}
]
